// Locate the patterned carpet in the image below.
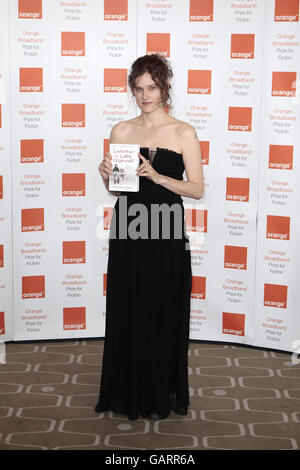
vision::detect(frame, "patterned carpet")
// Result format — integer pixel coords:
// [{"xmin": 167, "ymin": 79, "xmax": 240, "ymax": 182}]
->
[{"xmin": 0, "ymin": 338, "xmax": 299, "ymax": 450}]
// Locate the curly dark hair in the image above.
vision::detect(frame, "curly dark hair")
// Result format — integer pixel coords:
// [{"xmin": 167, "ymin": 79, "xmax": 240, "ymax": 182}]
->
[{"xmin": 128, "ymin": 53, "xmax": 173, "ymax": 109}]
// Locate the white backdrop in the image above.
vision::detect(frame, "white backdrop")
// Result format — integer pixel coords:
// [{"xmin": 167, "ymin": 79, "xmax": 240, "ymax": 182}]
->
[{"xmin": 0, "ymin": 0, "xmax": 299, "ymax": 353}]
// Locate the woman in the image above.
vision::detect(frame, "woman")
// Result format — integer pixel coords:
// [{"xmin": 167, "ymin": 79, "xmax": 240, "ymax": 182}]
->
[{"xmin": 96, "ymin": 54, "xmax": 204, "ymax": 421}]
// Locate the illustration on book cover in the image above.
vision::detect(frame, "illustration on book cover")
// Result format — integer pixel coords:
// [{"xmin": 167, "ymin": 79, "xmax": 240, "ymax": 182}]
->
[{"xmin": 109, "ymin": 143, "xmax": 140, "ymax": 192}]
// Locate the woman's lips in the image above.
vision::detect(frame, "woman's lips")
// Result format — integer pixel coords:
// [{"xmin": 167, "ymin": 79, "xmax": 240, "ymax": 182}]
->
[{"xmin": 142, "ymin": 102, "xmax": 152, "ymax": 105}]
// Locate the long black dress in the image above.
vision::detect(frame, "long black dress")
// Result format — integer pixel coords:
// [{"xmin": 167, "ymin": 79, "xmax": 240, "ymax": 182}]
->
[{"xmin": 95, "ymin": 147, "xmax": 192, "ymax": 420}]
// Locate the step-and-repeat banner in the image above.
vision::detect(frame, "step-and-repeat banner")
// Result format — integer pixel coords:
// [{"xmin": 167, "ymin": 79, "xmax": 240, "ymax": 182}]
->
[{"xmin": 0, "ymin": 0, "xmax": 299, "ymax": 353}]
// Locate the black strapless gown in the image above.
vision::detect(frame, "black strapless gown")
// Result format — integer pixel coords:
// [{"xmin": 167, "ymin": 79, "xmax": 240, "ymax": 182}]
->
[{"xmin": 95, "ymin": 147, "xmax": 192, "ymax": 420}]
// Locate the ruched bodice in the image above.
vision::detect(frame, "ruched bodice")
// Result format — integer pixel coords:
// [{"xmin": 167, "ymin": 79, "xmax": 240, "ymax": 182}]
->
[{"xmin": 120, "ymin": 147, "xmax": 184, "ymax": 201}]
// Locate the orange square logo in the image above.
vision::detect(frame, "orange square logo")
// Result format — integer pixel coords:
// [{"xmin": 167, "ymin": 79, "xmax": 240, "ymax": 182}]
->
[
  {"xmin": 62, "ymin": 103, "xmax": 85, "ymax": 127},
  {"xmin": 269, "ymin": 144, "xmax": 293, "ymax": 170},
  {"xmin": 146, "ymin": 33, "xmax": 170, "ymax": 57},
  {"xmin": 103, "ymin": 139, "xmax": 110, "ymax": 157},
  {"xmin": 0, "ymin": 312, "xmax": 5, "ymax": 335},
  {"xmin": 266, "ymin": 215, "xmax": 290, "ymax": 240},
  {"xmin": 224, "ymin": 245, "xmax": 247, "ymax": 270},
  {"xmin": 22, "ymin": 275, "xmax": 45, "ymax": 299},
  {"xmin": 274, "ymin": 0, "xmax": 299, "ymax": 21},
  {"xmin": 200, "ymin": 141, "xmax": 209, "ymax": 165},
  {"xmin": 104, "ymin": 69, "xmax": 127, "ymax": 93},
  {"xmin": 0, "ymin": 175, "xmax": 3, "ymax": 199},
  {"xmin": 103, "ymin": 273, "xmax": 107, "ymax": 296},
  {"xmin": 63, "ymin": 307, "xmax": 86, "ymax": 330},
  {"xmin": 188, "ymin": 70, "xmax": 211, "ymax": 94},
  {"xmin": 21, "ymin": 139, "xmax": 44, "ymax": 163},
  {"xmin": 228, "ymin": 107, "xmax": 252, "ymax": 131},
  {"xmin": 191, "ymin": 276, "xmax": 206, "ymax": 300},
  {"xmin": 21, "ymin": 208, "xmax": 44, "ymax": 232},
  {"xmin": 185, "ymin": 209, "xmax": 207, "ymax": 232},
  {"xmin": 272, "ymin": 71, "xmax": 297, "ymax": 97},
  {"xmin": 189, "ymin": 0, "xmax": 213, "ymax": 21},
  {"xmin": 61, "ymin": 32, "xmax": 85, "ymax": 56},
  {"xmin": 231, "ymin": 34, "xmax": 255, "ymax": 59},
  {"xmin": 0, "ymin": 245, "xmax": 3, "ymax": 268},
  {"xmin": 18, "ymin": 0, "xmax": 42, "ymax": 19},
  {"xmin": 222, "ymin": 312, "xmax": 245, "ymax": 336},
  {"xmin": 63, "ymin": 241, "xmax": 86, "ymax": 264},
  {"xmin": 226, "ymin": 177, "xmax": 250, "ymax": 202},
  {"xmin": 19, "ymin": 68, "xmax": 43, "ymax": 92},
  {"xmin": 264, "ymin": 283, "xmax": 288, "ymax": 308},
  {"xmin": 103, "ymin": 207, "xmax": 113, "ymax": 230},
  {"xmin": 62, "ymin": 173, "xmax": 85, "ymax": 197},
  {"xmin": 104, "ymin": 0, "xmax": 128, "ymax": 20}
]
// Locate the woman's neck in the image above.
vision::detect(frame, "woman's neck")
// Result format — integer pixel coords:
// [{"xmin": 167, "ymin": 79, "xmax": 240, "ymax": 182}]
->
[{"xmin": 138, "ymin": 106, "xmax": 170, "ymax": 128}]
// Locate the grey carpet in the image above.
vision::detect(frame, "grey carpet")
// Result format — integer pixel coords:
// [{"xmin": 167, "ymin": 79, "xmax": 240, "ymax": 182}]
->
[{"xmin": 0, "ymin": 339, "xmax": 299, "ymax": 450}]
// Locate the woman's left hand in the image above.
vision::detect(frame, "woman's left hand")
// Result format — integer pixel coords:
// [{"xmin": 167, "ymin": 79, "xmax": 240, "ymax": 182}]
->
[{"xmin": 136, "ymin": 154, "xmax": 162, "ymax": 185}]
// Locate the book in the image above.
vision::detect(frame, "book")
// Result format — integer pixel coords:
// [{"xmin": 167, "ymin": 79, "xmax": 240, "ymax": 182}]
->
[{"xmin": 108, "ymin": 143, "xmax": 140, "ymax": 192}]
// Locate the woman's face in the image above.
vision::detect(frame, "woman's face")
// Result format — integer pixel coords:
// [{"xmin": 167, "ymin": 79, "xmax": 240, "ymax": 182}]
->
[{"xmin": 133, "ymin": 72, "xmax": 163, "ymax": 113}]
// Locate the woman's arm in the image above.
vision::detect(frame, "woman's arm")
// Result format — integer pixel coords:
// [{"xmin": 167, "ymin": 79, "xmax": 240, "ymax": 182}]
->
[{"xmin": 158, "ymin": 125, "xmax": 204, "ymax": 200}]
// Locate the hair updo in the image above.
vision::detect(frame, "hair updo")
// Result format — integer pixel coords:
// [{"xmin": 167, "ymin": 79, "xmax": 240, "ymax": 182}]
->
[{"xmin": 128, "ymin": 53, "xmax": 173, "ymax": 109}]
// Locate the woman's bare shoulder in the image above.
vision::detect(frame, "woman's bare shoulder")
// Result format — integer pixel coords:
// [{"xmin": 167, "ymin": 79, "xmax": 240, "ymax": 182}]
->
[
  {"xmin": 171, "ymin": 117, "xmax": 197, "ymax": 139},
  {"xmin": 110, "ymin": 117, "xmax": 139, "ymax": 141}
]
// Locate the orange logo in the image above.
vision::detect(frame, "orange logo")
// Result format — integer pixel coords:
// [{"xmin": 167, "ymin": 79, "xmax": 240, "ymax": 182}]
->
[
  {"xmin": 103, "ymin": 273, "xmax": 107, "ymax": 296},
  {"xmin": 191, "ymin": 276, "xmax": 206, "ymax": 300},
  {"xmin": 21, "ymin": 208, "xmax": 44, "ymax": 232},
  {"xmin": 224, "ymin": 245, "xmax": 247, "ymax": 270},
  {"xmin": 222, "ymin": 312, "xmax": 245, "ymax": 336},
  {"xmin": 274, "ymin": 0, "xmax": 299, "ymax": 22},
  {"xmin": 266, "ymin": 215, "xmax": 290, "ymax": 240},
  {"xmin": 264, "ymin": 283, "xmax": 288, "ymax": 308},
  {"xmin": 272, "ymin": 71, "xmax": 297, "ymax": 97},
  {"xmin": 200, "ymin": 141, "xmax": 209, "ymax": 165},
  {"xmin": 185, "ymin": 209, "xmax": 208, "ymax": 232},
  {"xmin": 228, "ymin": 107, "xmax": 252, "ymax": 131},
  {"xmin": 63, "ymin": 241, "xmax": 85, "ymax": 264},
  {"xmin": 103, "ymin": 207, "xmax": 113, "ymax": 230},
  {"xmin": 104, "ymin": 0, "xmax": 128, "ymax": 20},
  {"xmin": 0, "ymin": 244, "xmax": 3, "ymax": 268},
  {"xmin": 188, "ymin": 70, "xmax": 211, "ymax": 94},
  {"xmin": 231, "ymin": 34, "xmax": 255, "ymax": 59},
  {"xmin": 146, "ymin": 33, "xmax": 170, "ymax": 57},
  {"xmin": 62, "ymin": 173, "xmax": 85, "ymax": 197},
  {"xmin": 61, "ymin": 32, "xmax": 85, "ymax": 56},
  {"xmin": 103, "ymin": 139, "xmax": 110, "ymax": 157},
  {"xmin": 21, "ymin": 139, "xmax": 44, "ymax": 163},
  {"xmin": 19, "ymin": 68, "xmax": 43, "ymax": 92},
  {"xmin": 18, "ymin": 0, "xmax": 42, "ymax": 19},
  {"xmin": 269, "ymin": 144, "xmax": 293, "ymax": 170},
  {"xmin": 226, "ymin": 177, "xmax": 250, "ymax": 202},
  {"xmin": 0, "ymin": 312, "xmax": 5, "ymax": 335},
  {"xmin": 189, "ymin": 0, "xmax": 213, "ymax": 21},
  {"xmin": 104, "ymin": 69, "xmax": 127, "ymax": 93},
  {"xmin": 63, "ymin": 307, "xmax": 86, "ymax": 330},
  {"xmin": 62, "ymin": 104, "xmax": 85, "ymax": 127},
  {"xmin": 0, "ymin": 175, "xmax": 2, "ymax": 199},
  {"xmin": 22, "ymin": 275, "xmax": 45, "ymax": 299}
]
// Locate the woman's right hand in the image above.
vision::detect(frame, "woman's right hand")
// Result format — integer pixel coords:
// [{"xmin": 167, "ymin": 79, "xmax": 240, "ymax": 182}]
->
[{"xmin": 98, "ymin": 152, "xmax": 113, "ymax": 181}]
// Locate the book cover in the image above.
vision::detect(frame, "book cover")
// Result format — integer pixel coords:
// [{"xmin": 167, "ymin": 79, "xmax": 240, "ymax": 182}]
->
[{"xmin": 109, "ymin": 143, "xmax": 140, "ymax": 192}]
